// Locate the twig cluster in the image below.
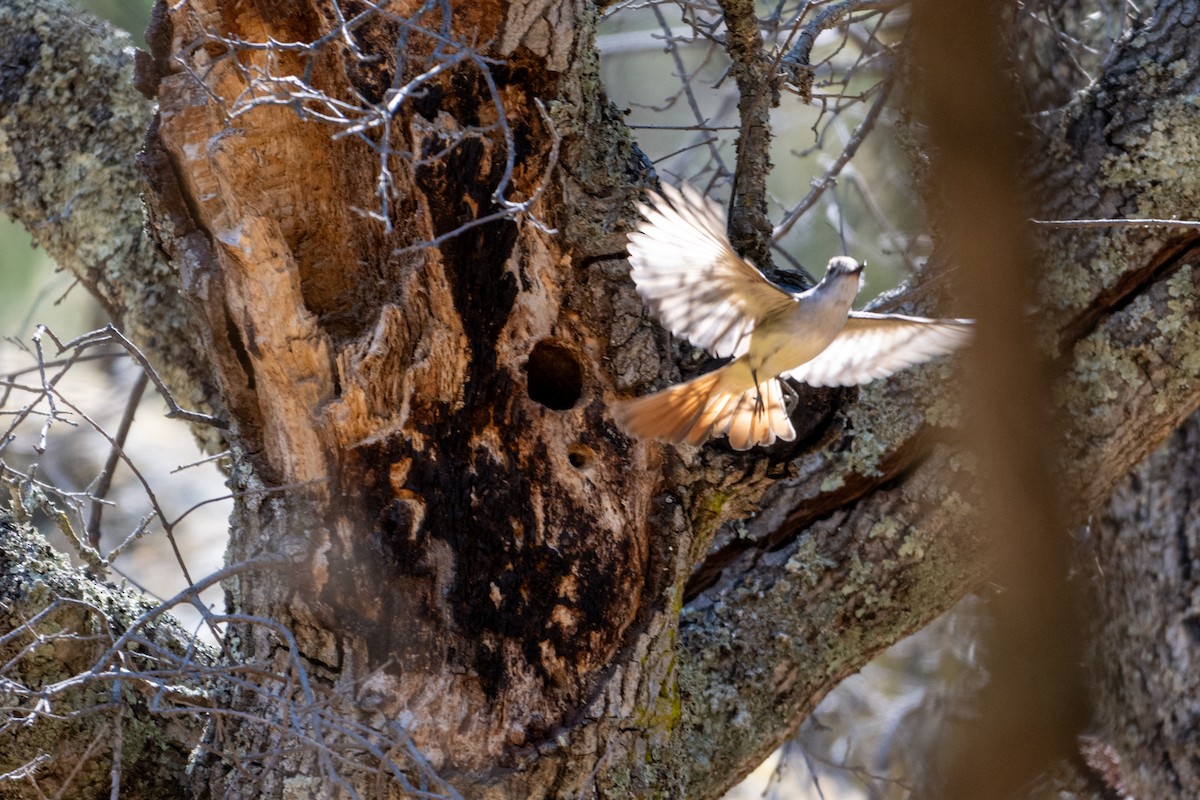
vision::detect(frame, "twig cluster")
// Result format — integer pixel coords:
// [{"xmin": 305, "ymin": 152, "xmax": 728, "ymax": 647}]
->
[
  {"xmin": 0, "ymin": 326, "xmax": 458, "ymax": 798},
  {"xmin": 0, "ymin": 554, "xmax": 460, "ymax": 799},
  {"xmin": 603, "ymin": 0, "xmax": 913, "ymax": 275},
  {"xmin": 171, "ymin": 0, "xmax": 558, "ymax": 244},
  {"xmin": 1, "ymin": 325, "xmax": 223, "ymax": 574}
]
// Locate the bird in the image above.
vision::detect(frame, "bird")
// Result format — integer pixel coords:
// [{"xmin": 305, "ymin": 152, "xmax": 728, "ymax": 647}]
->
[{"xmin": 612, "ymin": 182, "xmax": 973, "ymax": 451}]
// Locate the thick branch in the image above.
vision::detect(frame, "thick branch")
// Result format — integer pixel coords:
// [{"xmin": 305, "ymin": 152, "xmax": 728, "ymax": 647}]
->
[
  {"xmin": 664, "ymin": 2, "xmax": 1200, "ymax": 792},
  {"xmin": 780, "ymin": 0, "xmax": 903, "ymax": 88},
  {"xmin": 5, "ymin": 1, "xmax": 1200, "ymax": 797},
  {"xmin": 0, "ymin": 0, "xmax": 221, "ymax": 450},
  {"xmin": 673, "ymin": 442, "xmax": 981, "ymax": 796},
  {"xmin": 0, "ymin": 511, "xmax": 209, "ymax": 797}
]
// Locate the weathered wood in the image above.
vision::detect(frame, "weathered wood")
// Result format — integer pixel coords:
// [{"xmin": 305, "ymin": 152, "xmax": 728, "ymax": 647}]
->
[{"xmin": 141, "ymin": 0, "xmax": 675, "ymax": 793}]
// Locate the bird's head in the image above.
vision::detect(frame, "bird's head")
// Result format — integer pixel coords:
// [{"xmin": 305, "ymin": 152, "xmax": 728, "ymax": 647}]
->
[
  {"xmin": 821, "ymin": 256, "xmax": 865, "ymax": 299},
  {"xmin": 825, "ymin": 256, "xmax": 865, "ymax": 278}
]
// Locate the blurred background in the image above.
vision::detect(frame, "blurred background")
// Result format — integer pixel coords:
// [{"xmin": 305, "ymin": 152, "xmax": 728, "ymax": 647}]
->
[
  {"xmin": 598, "ymin": 1, "xmax": 925, "ymax": 293},
  {"xmin": 0, "ymin": 0, "xmax": 228, "ymax": 647},
  {"xmin": 0, "ymin": 3, "xmax": 975, "ymax": 798}
]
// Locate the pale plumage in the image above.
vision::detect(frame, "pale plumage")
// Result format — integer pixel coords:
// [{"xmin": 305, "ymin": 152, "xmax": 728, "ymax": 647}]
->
[
  {"xmin": 782, "ymin": 312, "xmax": 973, "ymax": 387},
  {"xmin": 614, "ymin": 183, "xmax": 972, "ymax": 450},
  {"xmin": 626, "ymin": 183, "xmax": 795, "ymax": 360}
]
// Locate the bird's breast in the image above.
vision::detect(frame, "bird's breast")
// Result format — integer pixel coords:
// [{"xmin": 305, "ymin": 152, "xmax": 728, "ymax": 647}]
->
[{"xmin": 749, "ymin": 304, "xmax": 847, "ymax": 378}]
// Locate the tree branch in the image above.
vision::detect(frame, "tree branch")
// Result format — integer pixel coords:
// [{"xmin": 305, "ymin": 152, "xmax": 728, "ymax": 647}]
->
[
  {"xmin": 779, "ymin": 0, "xmax": 904, "ymax": 98},
  {"xmin": 716, "ymin": 0, "xmax": 777, "ymax": 268},
  {"xmin": 5, "ymin": 0, "xmax": 1200, "ymax": 797},
  {"xmin": 0, "ymin": 0, "xmax": 222, "ymax": 451},
  {"xmin": 661, "ymin": 1, "xmax": 1200, "ymax": 792},
  {"xmin": 0, "ymin": 511, "xmax": 210, "ymax": 796}
]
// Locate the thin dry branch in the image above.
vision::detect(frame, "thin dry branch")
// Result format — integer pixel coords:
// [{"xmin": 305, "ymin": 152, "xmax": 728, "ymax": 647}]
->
[
  {"xmin": 86, "ymin": 372, "xmax": 149, "ymax": 549},
  {"xmin": 0, "ymin": 527, "xmax": 460, "ymax": 800},
  {"xmin": 174, "ymin": 2, "xmax": 557, "ymax": 243},
  {"xmin": 780, "ymin": 0, "xmax": 905, "ymax": 85},
  {"xmin": 773, "ymin": 74, "xmax": 893, "ymax": 240}
]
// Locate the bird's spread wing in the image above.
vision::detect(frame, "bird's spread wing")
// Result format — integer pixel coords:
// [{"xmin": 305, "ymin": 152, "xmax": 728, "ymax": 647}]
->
[
  {"xmin": 627, "ymin": 183, "xmax": 795, "ymax": 359},
  {"xmin": 782, "ymin": 312, "xmax": 973, "ymax": 387}
]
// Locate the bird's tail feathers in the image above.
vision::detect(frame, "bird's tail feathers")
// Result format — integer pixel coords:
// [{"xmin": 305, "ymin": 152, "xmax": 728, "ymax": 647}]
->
[{"xmin": 613, "ymin": 367, "xmax": 796, "ymax": 450}]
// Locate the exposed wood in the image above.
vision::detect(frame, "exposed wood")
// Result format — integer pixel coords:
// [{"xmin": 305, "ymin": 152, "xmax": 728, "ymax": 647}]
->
[{"xmin": 141, "ymin": 0, "xmax": 674, "ymax": 792}]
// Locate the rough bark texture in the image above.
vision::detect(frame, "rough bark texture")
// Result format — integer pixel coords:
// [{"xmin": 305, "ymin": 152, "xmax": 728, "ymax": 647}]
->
[
  {"xmin": 0, "ymin": 511, "xmax": 207, "ymax": 798},
  {"xmin": 1, "ymin": 0, "xmax": 1200, "ymax": 797},
  {"xmin": 140, "ymin": 0, "xmax": 677, "ymax": 794},
  {"xmin": 1032, "ymin": 0, "xmax": 1200, "ymax": 513},
  {"xmin": 1081, "ymin": 416, "xmax": 1200, "ymax": 798},
  {"xmin": 714, "ymin": 0, "xmax": 776, "ymax": 271}
]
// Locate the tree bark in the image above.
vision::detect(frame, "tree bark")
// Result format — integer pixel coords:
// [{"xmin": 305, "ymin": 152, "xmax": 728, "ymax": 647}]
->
[
  {"xmin": 1, "ymin": 0, "xmax": 1200, "ymax": 797},
  {"xmin": 0, "ymin": 512, "xmax": 207, "ymax": 798},
  {"xmin": 1079, "ymin": 413, "xmax": 1200, "ymax": 797},
  {"xmin": 0, "ymin": 0, "xmax": 221, "ymax": 450},
  {"xmin": 140, "ymin": 0, "xmax": 680, "ymax": 794}
]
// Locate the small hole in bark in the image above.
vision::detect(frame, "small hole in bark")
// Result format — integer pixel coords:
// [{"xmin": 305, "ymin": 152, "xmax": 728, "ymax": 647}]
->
[
  {"xmin": 568, "ymin": 445, "xmax": 594, "ymax": 469},
  {"xmin": 525, "ymin": 340, "xmax": 583, "ymax": 410}
]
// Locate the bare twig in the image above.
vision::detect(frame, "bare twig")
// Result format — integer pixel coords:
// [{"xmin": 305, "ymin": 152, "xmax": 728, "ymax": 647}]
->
[
  {"xmin": 0, "ymin": 574, "xmax": 461, "ymax": 798},
  {"xmin": 651, "ymin": 3, "xmax": 732, "ymax": 178},
  {"xmin": 1030, "ymin": 217, "xmax": 1200, "ymax": 229},
  {"xmin": 30, "ymin": 327, "xmax": 65, "ymax": 455},
  {"xmin": 86, "ymin": 371, "xmax": 149, "ymax": 549},
  {"xmin": 170, "ymin": 450, "xmax": 232, "ymax": 474},
  {"xmin": 107, "ymin": 682, "xmax": 123, "ymax": 800},
  {"xmin": 773, "ymin": 75, "xmax": 893, "ymax": 240},
  {"xmin": 57, "ymin": 326, "xmax": 226, "ymax": 429},
  {"xmin": 392, "ymin": 98, "xmax": 562, "ymax": 256},
  {"xmin": 181, "ymin": 2, "xmax": 551, "ymax": 251},
  {"xmin": 780, "ymin": 0, "xmax": 904, "ymax": 84}
]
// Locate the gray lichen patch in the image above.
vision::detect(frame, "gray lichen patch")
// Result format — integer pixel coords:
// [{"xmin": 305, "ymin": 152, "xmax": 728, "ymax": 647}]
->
[
  {"xmin": 0, "ymin": 512, "xmax": 211, "ymax": 798},
  {"xmin": 1053, "ymin": 257, "xmax": 1200, "ymax": 512},
  {"xmin": 1, "ymin": 0, "xmax": 221, "ymax": 448},
  {"xmin": 819, "ymin": 375, "xmax": 936, "ymax": 491},
  {"xmin": 1100, "ymin": 96, "xmax": 1200, "ymax": 212}
]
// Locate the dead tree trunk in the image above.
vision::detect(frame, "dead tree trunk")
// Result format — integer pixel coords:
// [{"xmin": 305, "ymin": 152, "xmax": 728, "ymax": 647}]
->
[{"xmin": 139, "ymin": 0, "xmax": 696, "ymax": 794}]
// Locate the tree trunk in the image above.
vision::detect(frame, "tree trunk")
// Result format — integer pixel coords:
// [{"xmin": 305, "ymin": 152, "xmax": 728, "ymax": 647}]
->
[
  {"xmin": 1079, "ymin": 413, "xmax": 1200, "ymax": 797},
  {"xmin": 1, "ymin": 0, "xmax": 1200, "ymax": 797},
  {"xmin": 141, "ymin": 0, "xmax": 687, "ymax": 794}
]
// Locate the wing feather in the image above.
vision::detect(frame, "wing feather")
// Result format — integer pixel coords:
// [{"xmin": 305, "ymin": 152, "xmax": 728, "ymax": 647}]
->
[
  {"xmin": 627, "ymin": 183, "xmax": 795, "ymax": 358},
  {"xmin": 783, "ymin": 312, "xmax": 973, "ymax": 387}
]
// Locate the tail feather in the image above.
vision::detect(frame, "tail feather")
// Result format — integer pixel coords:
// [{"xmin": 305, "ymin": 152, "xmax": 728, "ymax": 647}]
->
[
  {"xmin": 724, "ymin": 377, "xmax": 788, "ymax": 450},
  {"xmin": 613, "ymin": 366, "xmax": 796, "ymax": 450}
]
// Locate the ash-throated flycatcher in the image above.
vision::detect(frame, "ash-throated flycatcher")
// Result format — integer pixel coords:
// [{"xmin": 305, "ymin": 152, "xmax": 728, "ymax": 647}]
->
[{"xmin": 613, "ymin": 183, "xmax": 972, "ymax": 450}]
